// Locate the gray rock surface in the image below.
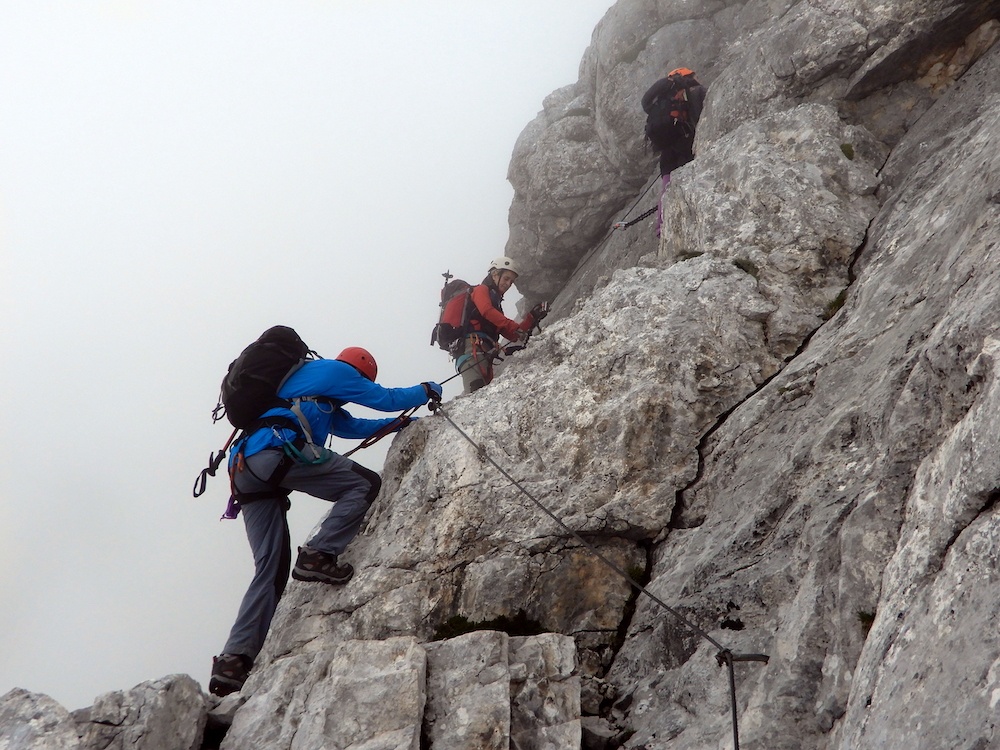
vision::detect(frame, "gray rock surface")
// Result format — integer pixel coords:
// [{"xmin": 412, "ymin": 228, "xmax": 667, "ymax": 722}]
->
[
  {"xmin": 506, "ymin": 0, "xmax": 1000, "ymax": 321},
  {"xmin": 424, "ymin": 631, "xmax": 510, "ymax": 750},
  {"xmin": 659, "ymin": 102, "xmax": 884, "ymax": 359},
  {"xmin": 605, "ymin": 26, "xmax": 1000, "ymax": 750},
  {"xmin": 424, "ymin": 632, "xmax": 585, "ymax": 750},
  {"xmin": 222, "ymin": 637, "xmax": 427, "ymax": 750},
  {"xmin": 81, "ymin": 675, "xmax": 207, "ymax": 750},
  {"xmin": 83, "ymin": 675, "xmax": 208, "ymax": 750},
  {"xmin": 251, "ymin": 251, "xmax": 784, "ymax": 693},
  {"xmin": 0, "ymin": 676, "xmax": 207, "ymax": 750},
  {"xmin": 6, "ymin": 2, "xmax": 1000, "ymax": 750},
  {"xmin": 219, "ymin": 633, "xmax": 580, "ymax": 750},
  {"xmin": 509, "ymin": 635, "xmax": 581, "ymax": 750},
  {"xmin": 0, "ymin": 689, "xmax": 82, "ymax": 750},
  {"xmin": 505, "ymin": 0, "xmax": 732, "ymax": 306}
]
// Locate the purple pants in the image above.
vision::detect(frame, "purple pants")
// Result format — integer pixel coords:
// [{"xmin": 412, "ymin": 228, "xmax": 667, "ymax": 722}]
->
[{"xmin": 656, "ymin": 172, "xmax": 671, "ymax": 236}]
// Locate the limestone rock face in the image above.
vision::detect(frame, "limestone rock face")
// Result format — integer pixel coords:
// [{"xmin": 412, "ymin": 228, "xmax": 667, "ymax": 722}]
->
[
  {"xmin": 6, "ymin": 2, "xmax": 1000, "ymax": 750},
  {"xmin": 509, "ymin": 635, "xmax": 581, "ymax": 750},
  {"xmin": 0, "ymin": 676, "xmax": 207, "ymax": 750},
  {"xmin": 505, "ymin": 0, "xmax": 1000, "ymax": 320},
  {"xmin": 605, "ymin": 32, "xmax": 1000, "ymax": 750},
  {"xmin": 506, "ymin": 0, "xmax": 732, "ymax": 306},
  {"xmin": 222, "ymin": 637, "xmax": 428, "ymax": 750},
  {"xmin": 659, "ymin": 102, "xmax": 884, "ymax": 359},
  {"xmin": 424, "ymin": 632, "xmax": 510, "ymax": 750},
  {"xmin": 80, "ymin": 675, "xmax": 207, "ymax": 750},
  {"xmin": 219, "ymin": 634, "xmax": 581, "ymax": 750},
  {"xmin": 0, "ymin": 689, "xmax": 82, "ymax": 750},
  {"xmin": 251, "ymin": 252, "xmax": 785, "ymax": 695}
]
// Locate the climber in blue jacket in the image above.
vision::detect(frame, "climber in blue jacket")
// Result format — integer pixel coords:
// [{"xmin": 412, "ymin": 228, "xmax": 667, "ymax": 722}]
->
[{"xmin": 210, "ymin": 347, "xmax": 442, "ymax": 697}]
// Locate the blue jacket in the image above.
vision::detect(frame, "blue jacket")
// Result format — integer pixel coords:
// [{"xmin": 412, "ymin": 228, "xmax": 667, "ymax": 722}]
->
[{"xmin": 232, "ymin": 359, "xmax": 428, "ymax": 461}]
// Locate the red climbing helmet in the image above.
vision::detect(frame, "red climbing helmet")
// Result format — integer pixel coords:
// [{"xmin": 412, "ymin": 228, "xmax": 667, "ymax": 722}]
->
[{"xmin": 336, "ymin": 347, "xmax": 378, "ymax": 381}]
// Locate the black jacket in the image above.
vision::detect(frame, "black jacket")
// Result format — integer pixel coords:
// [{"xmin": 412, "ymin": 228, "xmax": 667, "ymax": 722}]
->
[
  {"xmin": 641, "ymin": 78, "xmax": 706, "ymax": 128},
  {"xmin": 642, "ymin": 78, "xmax": 707, "ymax": 174}
]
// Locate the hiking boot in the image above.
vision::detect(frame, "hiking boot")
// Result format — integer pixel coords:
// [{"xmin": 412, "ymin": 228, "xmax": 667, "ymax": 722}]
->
[
  {"xmin": 209, "ymin": 653, "xmax": 252, "ymax": 697},
  {"xmin": 291, "ymin": 546, "xmax": 354, "ymax": 585}
]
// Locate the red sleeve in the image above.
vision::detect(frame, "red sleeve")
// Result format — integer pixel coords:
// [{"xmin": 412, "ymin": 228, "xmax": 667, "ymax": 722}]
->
[{"xmin": 471, "ymin": 285, "xmax": 522, "ymax": 340}]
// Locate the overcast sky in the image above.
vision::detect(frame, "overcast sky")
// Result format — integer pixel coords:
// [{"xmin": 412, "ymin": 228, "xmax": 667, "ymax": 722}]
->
[{"xmin": 0, "ymin": 1, "xmax": 616, "ymax": 710}]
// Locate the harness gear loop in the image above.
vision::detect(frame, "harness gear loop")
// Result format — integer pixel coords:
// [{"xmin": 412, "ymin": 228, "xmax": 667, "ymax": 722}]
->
[
  {"xmin": 470, "ymin": 334, "xmax": 496, "ymax": 382},
  {"xmin": 193, "ymin": 428, "xmax": 239, "ymax": 497}
]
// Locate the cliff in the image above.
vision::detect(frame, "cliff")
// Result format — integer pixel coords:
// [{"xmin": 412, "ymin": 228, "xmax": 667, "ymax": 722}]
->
[{"xmin": 5, "ymin": 1, "xmax": 1000, "ymax": 749}]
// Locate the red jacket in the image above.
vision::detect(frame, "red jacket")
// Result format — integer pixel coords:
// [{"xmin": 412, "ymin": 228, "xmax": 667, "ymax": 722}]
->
[{"xmin": 468, "ymin": 276, "xmax": 535, "ymax": 341}]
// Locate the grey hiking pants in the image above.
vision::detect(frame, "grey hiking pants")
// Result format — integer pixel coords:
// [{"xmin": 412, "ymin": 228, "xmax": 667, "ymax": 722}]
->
[{"xmin": 222, "ymin": 448, "xmax": 381, "ymax": 661}]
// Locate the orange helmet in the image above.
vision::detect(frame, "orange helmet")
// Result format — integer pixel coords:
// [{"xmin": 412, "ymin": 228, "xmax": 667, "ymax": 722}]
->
[
  {"xmin": 668, "ymin": 67, "xmax": 695, "ymax": 77},
  {"xmin": 336, "ymin": 347, "xmax": 377, "ymax": 381}
]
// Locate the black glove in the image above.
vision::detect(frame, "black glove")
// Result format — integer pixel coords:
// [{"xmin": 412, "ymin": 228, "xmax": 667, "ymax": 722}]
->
[
  {"xmin": 530, "ymin": 302, "xmax": 550, "ymax": 321},
  {"xmin": 422, "ymin": 382, "xmax": 443, "ymax": 405}
]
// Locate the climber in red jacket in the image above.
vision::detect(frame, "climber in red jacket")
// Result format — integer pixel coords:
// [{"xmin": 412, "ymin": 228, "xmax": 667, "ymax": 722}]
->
[{"xmin": 455, "ymin": 256, "xmax": 548, "ymax": 394}]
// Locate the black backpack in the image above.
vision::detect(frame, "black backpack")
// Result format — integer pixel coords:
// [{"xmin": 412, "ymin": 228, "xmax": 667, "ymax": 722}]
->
[
  {"xmin": 214, "ymin": 326, "xmax": 315, "ymax": 429},
  {"xmin": 194, "ymin": 326, "xmax": 321, "ymax": 499},
  {"xmin": 644, "ymin": 70, "xmax": 700, "ymax": 147}
]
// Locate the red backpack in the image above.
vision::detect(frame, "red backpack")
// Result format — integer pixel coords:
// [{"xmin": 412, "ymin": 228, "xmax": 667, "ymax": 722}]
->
[{"xmin": 430, "ymin": 276, "xmax": 473, "ymax": 352}]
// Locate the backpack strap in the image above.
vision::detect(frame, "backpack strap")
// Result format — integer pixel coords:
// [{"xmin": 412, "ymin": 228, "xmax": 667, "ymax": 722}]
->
[
  {"xmin": 288, "ymin": 399, "xmax": 316, "ymax": 444},
  {"xmin": 236, "ymin": 397, "xmax": 343, "ymax": 446},
  {"xmin": 459, "ymin": 288, "xmax": 473, "ymax": 334},
  {"xmin": 274, "ymin": 399, "xmax": 329, "ymax": 464},
  {"xmin": 241, "ymin": 414, "xmax": 301, "ymax": 435}
]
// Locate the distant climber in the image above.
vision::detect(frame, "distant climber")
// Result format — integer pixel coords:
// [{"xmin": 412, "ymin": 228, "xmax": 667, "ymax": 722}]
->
[
  {"xmin": 642, "ymin": 67, "xmax": 707, "ymax": 233},
  {"xmin": 454, "ymin": 256, "xmax": 548, "ymax": 394},
  {"xmin": 209, "ymin": 346, "xmax": 442, "ymax": 697}
]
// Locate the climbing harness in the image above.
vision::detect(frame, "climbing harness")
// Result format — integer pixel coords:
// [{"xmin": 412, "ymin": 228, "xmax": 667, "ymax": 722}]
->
[
  {"xmin": 429, "ymin": 400, "xmax": 769, "ymax": 750},
  {"xmin": 454, "ymin": 333, "xmax": 498, "ymax": 385},
  {"xmin": 195, "ymin": 401, "xmax": 428, "ymax": 503},
  {"xmin": 441, "ymin": 317, "xmax": 544, "ymax": 388}
]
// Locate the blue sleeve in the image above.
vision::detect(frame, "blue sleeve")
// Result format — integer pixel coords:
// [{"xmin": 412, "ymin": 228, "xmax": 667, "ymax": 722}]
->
[
  {"xmin": 279, "ymin": 359, "xmax": 428, "ymax": 412},
  {"xmin": 328, "ymin": 409, "xmax": 400, "ymax": 440}
]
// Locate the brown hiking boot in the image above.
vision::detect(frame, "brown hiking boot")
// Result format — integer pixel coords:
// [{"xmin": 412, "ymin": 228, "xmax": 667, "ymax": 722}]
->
[{"xmin": 291, "ymin": 546, "xmax": 354, "ymax": 585}]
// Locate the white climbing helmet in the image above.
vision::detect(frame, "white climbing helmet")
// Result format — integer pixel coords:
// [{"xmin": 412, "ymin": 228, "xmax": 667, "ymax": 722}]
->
[{"xmin": 489, "ymin": 256, "xmax": 520, "ymax": 276}]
